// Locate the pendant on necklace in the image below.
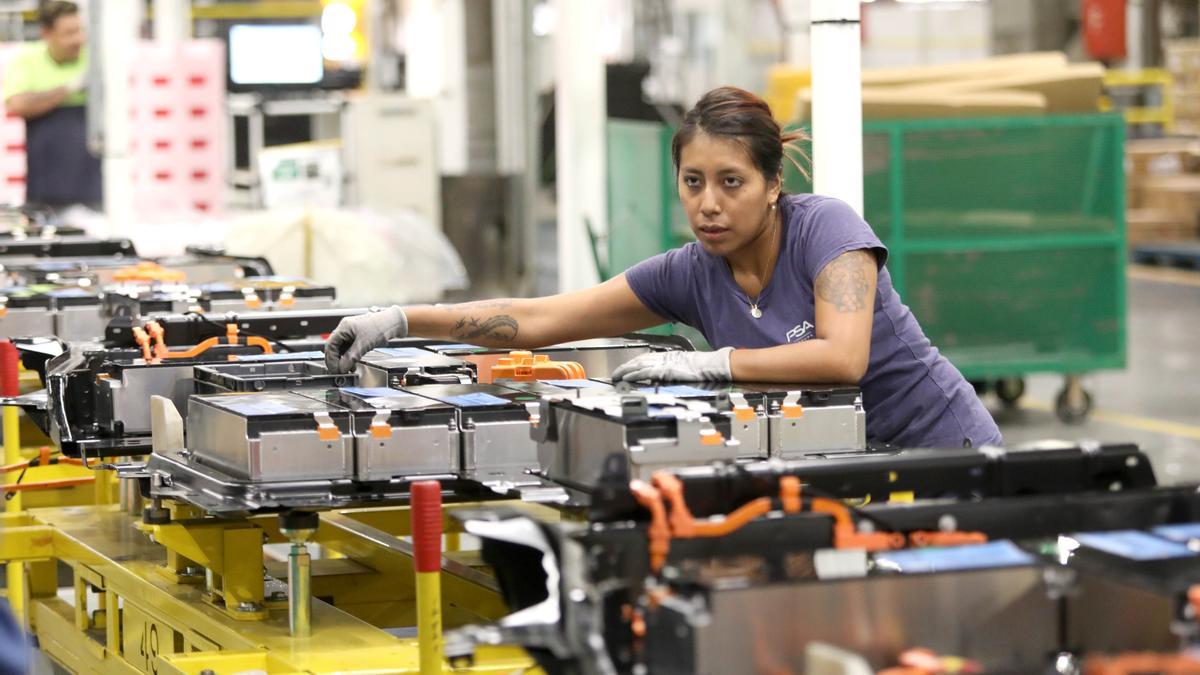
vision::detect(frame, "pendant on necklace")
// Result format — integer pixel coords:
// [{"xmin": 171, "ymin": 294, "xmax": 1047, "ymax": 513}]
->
[{"xmin": 750, "ymin": 305, "xmax": 763, "ymax": 319}]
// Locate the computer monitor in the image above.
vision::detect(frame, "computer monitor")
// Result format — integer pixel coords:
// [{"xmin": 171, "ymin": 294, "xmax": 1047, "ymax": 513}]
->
[{"xmin": 227, "ymin": 24, "xmax": 324, "ymax": 90}]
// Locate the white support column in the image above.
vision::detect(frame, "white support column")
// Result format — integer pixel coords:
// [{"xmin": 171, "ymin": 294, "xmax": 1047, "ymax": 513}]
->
[
  {"xmin": 406, "ymin": 0, "xmax": 467, "ymax": 176},
  {"xmin": 93, "ymin": 0, "xmax": 142, "ymax": 232},
  {"xmin": 553, "ymin": 0, "xmax": 606, "ymax": 292},
  {"xmin": 153, "ymin": 0, "xmax": 190, "ymax": 45},
  {"xmin": 810, "ymin": 0, "xmax": 863, "ymax": 216},
  {"xmin": 1126, "ymin": 0, "xmax": 1145, "ymax": 69}
]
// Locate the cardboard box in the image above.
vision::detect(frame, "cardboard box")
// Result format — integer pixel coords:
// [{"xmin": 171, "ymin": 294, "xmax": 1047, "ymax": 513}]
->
[
  {"xmin": 860, "ymin": 52, "xmax": 1070, "ymax": 88},
  {"xmin": 795, "ymin": 88, "xmax": 1045, "ymax": 122},
  {"xmin": 1127, "ymin": 208, "xmax": 1199, "ymax": 246},
  {"xmin": 902, "ymin": 62, "xmax": 1105, "ymax": 114},
  {"xmin": 1138, "ymin": 175, "xmax": 1200, "ymax": 225}
]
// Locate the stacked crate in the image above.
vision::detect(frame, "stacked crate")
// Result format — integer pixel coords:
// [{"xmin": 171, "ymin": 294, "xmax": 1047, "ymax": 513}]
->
[
  {"xmin": 1166, "ymin": 39, "xmax": 1200, "ymax": 136},
  {"xmin": 128, "ymin": 40, "xmax": 226, "ymax": 218},
  {"xmin": 1126, "ymin": 137, "xmax": 1200, "ymax": 246},
  {"xmin": 0, "ymin": 44, "xmax": 26, "ymax": 206}
]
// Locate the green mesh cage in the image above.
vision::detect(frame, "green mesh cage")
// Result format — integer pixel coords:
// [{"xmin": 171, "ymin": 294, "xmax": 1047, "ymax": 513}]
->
[{"xmin": 605, "ymin": 114, "xmax": 1127, "ymax": 376}]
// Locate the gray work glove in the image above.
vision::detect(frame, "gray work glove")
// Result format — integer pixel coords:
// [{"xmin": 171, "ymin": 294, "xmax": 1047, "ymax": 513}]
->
[
  {"xmin": 324, "ymin": 306, "xmax": 409, "ymax": 373},
  {"xmin": 610, "ymin": 347, "xmax": 734, "ymax": 383}
]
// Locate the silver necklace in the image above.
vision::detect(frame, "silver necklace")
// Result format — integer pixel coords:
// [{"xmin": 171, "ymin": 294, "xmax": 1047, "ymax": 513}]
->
[{"xmin": 748, "ymin": 204, "xmax": 778, "ymax": 319}]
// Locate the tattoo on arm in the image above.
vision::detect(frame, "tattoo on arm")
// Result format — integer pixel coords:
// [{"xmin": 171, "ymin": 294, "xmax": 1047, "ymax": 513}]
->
[
  {"xmin": 442, "ymin": 299, "xmax": 519, "ymax": 343},
  {"xmin": 450, "ymin": 315, "xmax": 519, "ymax": 343},
  {"xmin": 815, "ymin": 250, "xmax": 874, "ymax": 313}
]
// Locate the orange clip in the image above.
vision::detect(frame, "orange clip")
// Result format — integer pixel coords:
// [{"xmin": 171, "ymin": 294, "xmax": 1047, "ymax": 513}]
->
[
  {"xmin": 244, "ymin": 294, "xmax": 262, "ymax": 309},
  {"xmin": 652, "ymin": 472, "xmax": 696, "ymax": 536},
  {"xmin": 779, "ymin": 476, "xmax": 802, "ymax": 514},
  {"xmin": 145, "ymin": 321, "xmax": 168, "ymax": 359},
  {"xmin": 0, "ymin": 307, "xmax": 7, "ymax": 318},
  {"xmin": 132, "ymin": 326, "xmax": 154, "ymax": 362},
  {"xmin": 631, "ymin": 480, "xmax": 671, "ymax": 573},
  {"xmin": 225, "ymin": 323, "xmax": 239, "ymax": 344},
  {"xmin": 316, "ymin": 422, "xmax": 341, "ymax": 442},
  {"xmin": 781, "ymin": 403, "xmax": 804, "ymax": 419},
  {"xmin": 909, "ymin": 531, "xmax": 988, "ymax": 548},
  {"xmin": 492, "ymin": 351, "xmax": 587, "ymax": 382}
]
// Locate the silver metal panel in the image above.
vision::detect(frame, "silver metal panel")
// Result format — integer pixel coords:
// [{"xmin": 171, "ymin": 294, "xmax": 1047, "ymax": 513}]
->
[
  {"xmin": 357, "ymin": 363, "xmax": 390, "ymax": 389},
  {"xmin": 55, "ymin": 305, "xmax": 108, "ymax": 341},
  {"xmin": 0, "ymin": 308, "xmax": 55, "ymax": 338},
  {"xmin": 187, "ymin": 395, "xmax": 354, "ymax": 482},
  {"xmin": 356, "ymin": 424, "xmax": 461, "ymax": 480},
  {"xmin": 463, "ymin": 419, "xmax": 538, "ymax": 480},
  {"xmin": 106, "ymin": 364, "xmax": 199, "ymax": 433},
  {"xmin": 770, "ymin": 405, "xmax": 866, "ymax": 458},
  {"xmin": 730, "ymin": 412, "xmax": 768, "ymax": 460},
  {"xmin": 536, "ymin": 411, "xmax": 628, "ymax": 486},
  {"xmin": 253, "ymin": 428, "xmax": 352, "ymax": 481},
  {"xmin": 665, "ymin": 567, "xmax": 1056, "ymax": 673},
  {"xmin": 537, "ymin": 402, "xmax": 741, "ymax": 485},
  {"xmin": 1069, "ymin": 574, "xmax": 1176, "ymax": 653}
]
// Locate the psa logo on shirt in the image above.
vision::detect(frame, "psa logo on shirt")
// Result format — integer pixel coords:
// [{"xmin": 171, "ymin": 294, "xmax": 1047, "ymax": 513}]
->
[{"xmin": 786, "ymin": 321, "xmax": 814, "ymax": 343}]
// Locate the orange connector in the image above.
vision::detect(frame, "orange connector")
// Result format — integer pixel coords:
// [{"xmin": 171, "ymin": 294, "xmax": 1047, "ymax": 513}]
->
[
  {"xmin": 112, "ymin": 261, "xmax": 186, "ymax": 283},
  {"xmin": 909, "ymin": 531, "xmax": 987, "ymax": 548},
  {"xmin": 491, "ymin": 351, "xmax": 586, "ymax": 382},
  {"xmin": 631, "ymin": 480, "xmax": 671, "ymax": 573},
  {"xmin": 132, "ymin": 326, "xmax": 154, "ymax": 362},
  {"xmin": 810, "ymin": 497, "xmax": 904, "ymax": 552},
  {"xmin": 650, "ymin": 472, "xmax": 771, "ymax": 539},
  {"xmin": 779, "ymin": 476, "xmax": 802, "ymax": 514},
  {"xmin": 145, "ymin": 321, "xmax": 168, "ymax": 360}
]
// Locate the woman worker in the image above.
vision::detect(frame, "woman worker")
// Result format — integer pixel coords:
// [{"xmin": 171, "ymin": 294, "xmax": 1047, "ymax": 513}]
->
[{"xmin": 325, "ymin": 86, "xmax": 1002, "ymax": 449}]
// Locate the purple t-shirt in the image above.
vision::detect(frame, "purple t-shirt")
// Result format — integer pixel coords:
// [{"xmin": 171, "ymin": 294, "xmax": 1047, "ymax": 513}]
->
[{"xmin": 624, "ymin": 193, "xmax": 1002, "ymax": 449}]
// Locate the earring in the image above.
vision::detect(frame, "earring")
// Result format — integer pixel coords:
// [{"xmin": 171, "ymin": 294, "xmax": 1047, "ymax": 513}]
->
[{"xmin": 770, "ymin": 202, "xmax": 777, "ymax": 210}]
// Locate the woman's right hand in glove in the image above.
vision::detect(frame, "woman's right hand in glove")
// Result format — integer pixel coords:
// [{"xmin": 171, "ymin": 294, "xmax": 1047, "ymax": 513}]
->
[{"xmin": 324, "ymin": 306, "xmax": 409, "ymax": 373}]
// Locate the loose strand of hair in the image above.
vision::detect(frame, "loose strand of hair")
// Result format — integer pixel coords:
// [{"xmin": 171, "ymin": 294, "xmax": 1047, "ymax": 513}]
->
[{"xmin": 781, "ymin": 131, "xmax": 812, "ymax": 181}]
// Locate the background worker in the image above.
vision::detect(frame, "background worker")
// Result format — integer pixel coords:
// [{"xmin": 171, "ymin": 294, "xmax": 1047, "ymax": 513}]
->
[
  {"xmin": 3, "ymin": 1, "xmax": 101, "ymax": 211},
  {"xmin": 325, "ymin": 86, "xmax": 1002, "ymax": 450}
]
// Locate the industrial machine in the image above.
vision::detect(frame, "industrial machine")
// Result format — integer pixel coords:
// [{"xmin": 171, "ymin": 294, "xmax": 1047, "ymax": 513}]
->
[
  {"xmin": 7, "ymin": 288, "xmax": 1191, "ymax": 675},
  {"xmin": 442, "ymin": 443, "xmax": 1200, "ymax": 675}
]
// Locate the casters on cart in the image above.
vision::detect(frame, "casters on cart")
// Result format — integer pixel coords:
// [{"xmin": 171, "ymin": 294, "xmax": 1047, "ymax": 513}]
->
[
  {"xmin": 976, "ymin": 375, "xmax": 1093, "ymax": 423},
  {"xmin": 994, "ymin": 377, "xmax": 1026, "ymax": 408},
  {"xmin": 1055, "ymin": 375, "xmax": 1094, "ymax": 424},
  {"xmin": 973, "ymin": 377, "xmax": 1027, "ymax": 408}
]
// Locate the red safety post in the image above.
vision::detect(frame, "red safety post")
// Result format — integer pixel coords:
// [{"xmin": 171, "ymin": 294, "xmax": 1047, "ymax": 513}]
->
[{"xmin": 411, "ymin": 480, "xmax": 444, "ymax": 674}]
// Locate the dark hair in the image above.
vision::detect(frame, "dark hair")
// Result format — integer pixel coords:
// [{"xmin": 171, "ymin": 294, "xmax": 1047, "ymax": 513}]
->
[
  {"xmin": 671, "ymin": 86, "xmax": 810, "ymax": 184},
  {"xmin": 38, "ymin": 1, "xmax": 78, "ymax": 30}
]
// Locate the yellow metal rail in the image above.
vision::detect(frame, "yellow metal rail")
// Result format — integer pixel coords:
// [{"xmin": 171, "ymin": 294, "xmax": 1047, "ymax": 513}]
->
[{"xmin": 1, "ymin": 504, "xmax": 544, "ymax": 674}]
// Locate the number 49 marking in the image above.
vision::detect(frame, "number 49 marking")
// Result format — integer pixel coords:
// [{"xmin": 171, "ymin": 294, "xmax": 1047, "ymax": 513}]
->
[{"xmin": 139, "ymin": 622, "xmax": 159, "ymax": 675}]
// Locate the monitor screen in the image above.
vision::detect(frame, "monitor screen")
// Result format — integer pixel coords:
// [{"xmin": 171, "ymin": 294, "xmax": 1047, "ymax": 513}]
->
[{"xmin": 228, "ymin": 24, "xmax": 324, "ymax": 87}]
